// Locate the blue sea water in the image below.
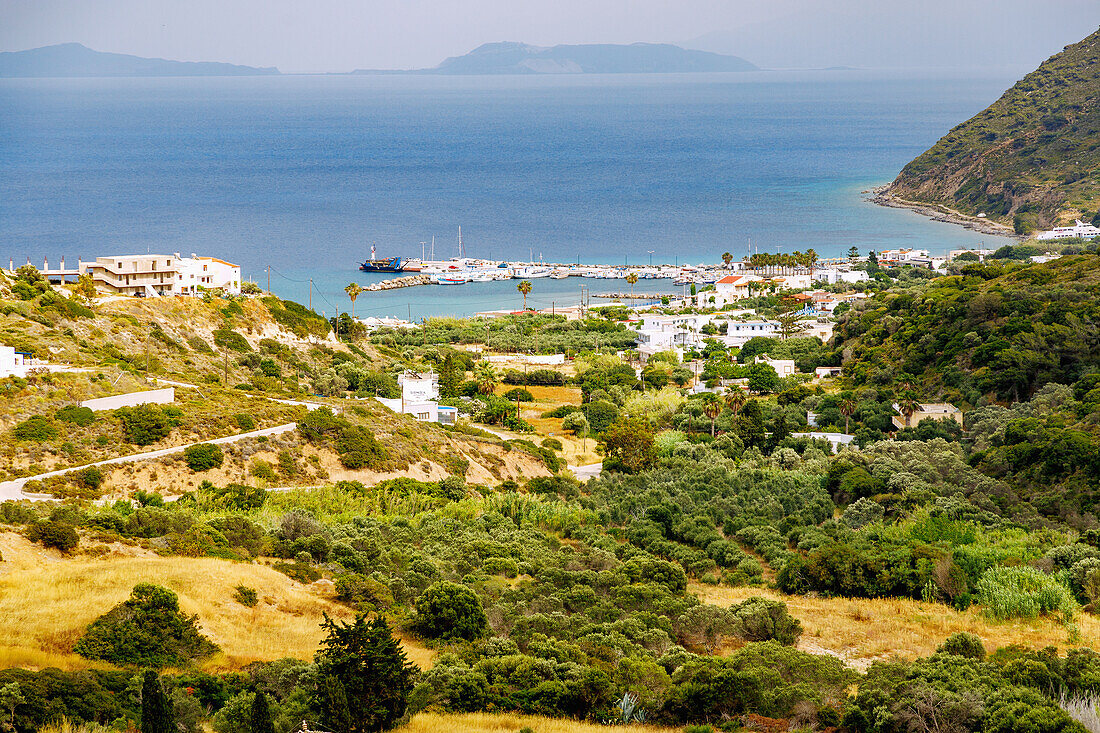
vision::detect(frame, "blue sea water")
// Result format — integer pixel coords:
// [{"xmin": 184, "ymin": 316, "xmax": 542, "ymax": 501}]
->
[{"xmin": 0, "ymin": 70, "xmax": 1019, "ymax": 319}]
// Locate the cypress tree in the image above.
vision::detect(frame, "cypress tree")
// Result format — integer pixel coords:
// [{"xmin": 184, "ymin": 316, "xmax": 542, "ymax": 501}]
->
[
  {"xmin": 320, "ymin": 675, "xmax": 351, "ymax": 733},
  {"xmin": 250, "ymin": 689, "xmax": 275, "ymax": 733},
  {"xmin": 140, "ymin": 671, "xmax": 175, "ymax": 733}
]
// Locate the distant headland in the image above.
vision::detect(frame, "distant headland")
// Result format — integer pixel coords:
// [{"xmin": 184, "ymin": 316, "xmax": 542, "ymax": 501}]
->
[
  {"xmin": 0, "ymin": 43, "xmax": 279, "ymax": 77},
  {"xmin": 354, "ymin": 41, "xmax": 757, "ymax": 75}
]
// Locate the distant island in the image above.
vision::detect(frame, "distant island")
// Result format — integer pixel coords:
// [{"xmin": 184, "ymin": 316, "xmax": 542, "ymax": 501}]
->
[
  {"xmin": 878, "ymin": 27, "xmax": 1100, "ymax": 235},
  {"xmin": 354, "ymin": 41, "xmax": 757, "ymax": 75},
  {"xmin": 0, "ymin": 43, "xmax": 279, "ymax": 77}
]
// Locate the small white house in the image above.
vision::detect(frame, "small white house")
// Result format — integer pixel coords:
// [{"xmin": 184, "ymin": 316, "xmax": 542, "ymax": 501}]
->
[
  {"xmin": 0, "ymin": 345, "xmax": 28, "ymax": 378},
  {"xmin": 635, "ymin": 314, "xmax": 713, "ymax": 360},
  {"xmin": 754, "ymin": 354, "xmax": 796, "ymax": 378},
  {"xmin": 173, "ymin": 253, "xmax": 242, "ymax": 295},
  {"xmin": 697, "ymin": 274, "xmax": 759, "ymax": 308},
  {"xmin": 719, "ymin": 320, "xmax": 778, "ymax": 348},
  {"xmin": 815, "ymin": 366, "xmax": 842, "ymax": 379},
  {"xmin": 376, "ymin": 370, "xmax": 454, "ymax": 424}
]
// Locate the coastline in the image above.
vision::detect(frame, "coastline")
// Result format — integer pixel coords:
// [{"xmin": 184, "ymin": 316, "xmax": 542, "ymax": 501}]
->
[{"xmin": 867, "ymin": 185, "xmax": 1023, "ymax": 241}]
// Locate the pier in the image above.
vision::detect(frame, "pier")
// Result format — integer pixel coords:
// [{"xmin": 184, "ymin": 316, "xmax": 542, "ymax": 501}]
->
[{"xmin": 365, "ymin": 274, "xmax": 432, "ymax": 291}]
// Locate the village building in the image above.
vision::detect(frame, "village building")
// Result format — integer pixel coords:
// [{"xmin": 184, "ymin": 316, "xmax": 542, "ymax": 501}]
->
[
  {"xmin": 891, "ymin": 402, "xmax": 964, "ymax": 430},
  {"xmin": 79, "ymin": 253, "xmax": 241, "ymax": 296}
]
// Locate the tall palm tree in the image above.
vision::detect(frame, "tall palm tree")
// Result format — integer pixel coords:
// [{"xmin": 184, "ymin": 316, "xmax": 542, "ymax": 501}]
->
[
  {"xmin": 839, "ymin": 398, "xmax": 856, "ymax": 435},
  {"xmin": 722, "ymin": 252, "xmax": 733, "ymax": 268},
  {"xmin": 897, "ymin": 390, "xmax": 921, "ymax": 429},
  {"xmin": 344, "ymin": 283, "xmax": 363, "ymax": 318},
  {"xmin": 805, "ymin": 248, "xmax": 818, "ymax": 270},
  {"xmin": 702, "ymin": 393, "xmax": 722, "ymax": 437},
  {"xmin": 626, "ymin": 271, "xmax": 638, "ymax": 300},
  {"xmin": 725, "ymin": 390, "xmax": 746, "ymax": 419},
  {"xmin": 475, "ymin": 363, "xmax": 498, "ymax": 396},
  {"xmin": 517, "ymin": 280, "xmax": 532, "ymax": 311}
]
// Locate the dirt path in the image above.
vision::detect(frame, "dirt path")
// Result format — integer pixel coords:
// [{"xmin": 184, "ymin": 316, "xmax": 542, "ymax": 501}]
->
[{"xmin": 0, "ymin": 422, "xmax": 301, "ymax": 502}]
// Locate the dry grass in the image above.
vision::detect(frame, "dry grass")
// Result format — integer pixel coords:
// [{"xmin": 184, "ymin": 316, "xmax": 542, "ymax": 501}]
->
[
  {"xmin": 405, "ymin": 712, "xmax": 680, "ymax": 733},
  {"xmin": 0, "ymin": 532, "xmax": 435, "ymax": 672},
  {"xmin": 694, "ymin": 583, "xmax": 1100, "ymax": 670}
]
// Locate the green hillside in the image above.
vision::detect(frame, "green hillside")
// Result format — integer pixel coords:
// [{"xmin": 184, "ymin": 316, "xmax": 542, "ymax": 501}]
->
[{"xmin": 886, "ymin": 27, "xmax": 1100, "ymax": 233}]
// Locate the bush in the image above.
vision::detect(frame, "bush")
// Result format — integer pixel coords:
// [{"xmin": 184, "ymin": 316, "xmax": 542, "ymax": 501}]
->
[
  {"xmin": 213, "ymin": 328, "xmax": 251, "ymax": 352},
  {"xmin": 541, "ymin": 437, "xmax": 563, "ymax": 451},
  {"xmin": 27, "ymin": 520, "xmax": 79, "ymax": 552},
  {"xmin": 336, "ymin": 425, "xmax": 388, "ymax": 470},
  {"xmin": 184, "ymin": 443, "xmax": 224, "ymax": 472},
  {"xmin": 233, "ymin": 413, "xmax": 256, "ymax": 431},
  {"xmin": 116, "ymin": 404, "xmax": 171, "ymax": 445},
  {"xmin": 74, "ymin": 583, "xmax": 219, "ymax": 667},
  {"xmin": 412, "ymin": 582, "xmax": 488, "ymax": 641},
  {"xmin": 937, "ymin": 632, "xmax": 986, "ymax": 660},
  {"xmin": 12, "ymin": 415, "xmax": 57, "ymax": 442},
  {"xmin": 502, "ymin": 388, "xmax": 534, "ymax": 402},
  {"xmin": 73, "ymin": 466, "xmax": 105, "ymax": 492},
  {"xmin": 233, "ymin": 585, "xmax": 258, "ymax": 607},
  {"xmin": 730, "ymin": 597, "xmax": 802, "ymax": 646},
  {"xmin": 976, "ymin": 566, "xmax": 1077, "ymax": 621},
  {"xmin": 55, "ymin": 405, "xmax": 95, "ymax": 426}
]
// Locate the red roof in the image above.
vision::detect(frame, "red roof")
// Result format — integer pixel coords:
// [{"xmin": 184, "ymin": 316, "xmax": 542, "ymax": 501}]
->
[{"xmin": 717, "ymin": 275, "xmax": 748, "ymax": 285}]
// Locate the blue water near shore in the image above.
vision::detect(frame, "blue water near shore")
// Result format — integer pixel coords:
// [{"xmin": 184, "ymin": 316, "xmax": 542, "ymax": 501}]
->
[{"xmin": 0, "ymin": 70, "xmax": 1018, "ymax": 320}]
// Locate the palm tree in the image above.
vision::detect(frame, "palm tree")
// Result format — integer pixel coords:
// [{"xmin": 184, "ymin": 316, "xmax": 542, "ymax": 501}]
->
[
  {"xmin": 725, "ymin": 390, "xmax": 746, "ymax": 419},
  {"xmin": 897, "ymin": 389, "xmax": 921, "ymax": 429},
  {"xmin": 702, "ymin": 393, "xmax": 722, "ymax": 437},
  {"xmin": 722, "ymin": 252, "xmax": 733, "ymax": 268},
  {"xmin": 626, "ymin": 271, "xmax": 638, "ymax": 300},
  {"xmin": 839, "ymin": 398, "xmax": 856, "ymax": 435},
  {"xmin": 805, "ymin": 248, "xmax": 818, "ymax": 270},
  {"xmin": 344, "ymin": 283, "xmax": 363, "ymax": 318},
  {"xmin": 517, "ymin": 280, "xmax": 532, "ymax": 311},
  {"xmin": 475, "ymin": 363, "xmax": 498, "ymax": 395}
]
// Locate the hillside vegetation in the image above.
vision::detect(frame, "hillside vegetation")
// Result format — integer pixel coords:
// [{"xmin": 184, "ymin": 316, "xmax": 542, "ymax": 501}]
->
[{"xmin": 886, "ymin": 27, "xmax": 1100, "ymax": 232}]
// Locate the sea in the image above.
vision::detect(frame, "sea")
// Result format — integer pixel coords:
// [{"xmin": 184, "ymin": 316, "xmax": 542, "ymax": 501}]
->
[{"xmin": 0, "ymin": 70, "xmax": 1020, "ymax": 321}]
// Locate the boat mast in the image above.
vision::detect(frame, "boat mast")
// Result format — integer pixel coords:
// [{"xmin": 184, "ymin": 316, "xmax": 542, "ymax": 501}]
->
[{"xmin": 458, "ymin": 227, "xmax": 464, "ymax": 259}]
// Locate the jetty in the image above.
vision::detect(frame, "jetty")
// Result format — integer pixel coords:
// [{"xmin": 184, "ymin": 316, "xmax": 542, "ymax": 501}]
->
[{"xmin": 365, "ymin": 274, "xmax": 432, "ymax": 291}]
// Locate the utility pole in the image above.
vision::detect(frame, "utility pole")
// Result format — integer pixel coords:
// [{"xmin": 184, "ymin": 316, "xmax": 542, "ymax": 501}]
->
[
  {"xmin": 309, "ymin": 278, "xmax": 313, "ymax": 310},
  {"xmin": 266, "ymin": 266, "xmax": 270, "ymax": 293},
  {"xmin": 223, "ymin": 349, "xmax": 228, "ymax": 385}
]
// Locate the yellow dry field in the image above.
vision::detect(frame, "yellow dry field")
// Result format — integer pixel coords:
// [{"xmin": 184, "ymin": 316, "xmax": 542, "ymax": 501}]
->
[
  {"xmin": 489, "ymin": 384, "xmax": 602, "ymax": 466},
  {"xmin": 695, "ymin": 583, "xmax": 1100, "ymax": 669},
  {"xmin": 405, "ymin": 712, "xmax": 680, "ymax": 733},
  {"xmin": 0, "ymin": 532, "xmax": 435, "ymax": 672}
]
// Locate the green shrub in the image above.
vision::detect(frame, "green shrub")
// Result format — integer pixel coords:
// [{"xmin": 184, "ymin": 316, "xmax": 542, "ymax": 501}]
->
[
  {"xmin": 937, "ymin": 632, "xmax": 986, "ymax": 660},
  {"xmin": 213, "ymin": 328, "xmax": 251, "ymax": 352},
  {"xmin": 412, "ymin": 581, "xmax": 488, "ymax": 641},
  {"xmin": 73, "ymin": 466, "xmax": 105, "ymax": 492},
  {"xmin": 74, "ymin": 583, "xmax": 219, "ymax": 667},
  {"xmin": 273, "ymin": 561, "xmax": 321, "ymax": 584},
  {"xmin": 115, "ymin": 404, "xmax": 170, "ymax": 445},
  {"xmin": 55, "ymin": 405, "xmax": 95, "ymax": 426},
  {"xmin": 541, "ymin": 437, "xmax": 563, "ymax": 451},
  {"xmin": 502, "ymin": 388, "xmax": 534, "ymax": 402},
  {"xmin": 730, "ymin": 597, "xmax": 802, "ymax": 646},
  {"xmin": 976, "ymin": 566, "xmax": 1077, "ymax": 621},
  {"xmin": 26, "ymin": 520, "xmax": 79, "ymax": 552},
  {"xmin": 184, "ymin": 443, "xmax": 224, "ymax": 472},
  {"xmin": 233, "ymin": 413, "xmax": 256, "ymax": 431},
  {"xmin": 336, "ymin": 425, "xmax": 388, "ymax": 470},
  {"xmin": 232, "ymin": 585, "xmax": 258, "ymax": 608},
  {"xmin": 250, "ymin": 459, "xmax": 278, "ymax": 483},
  {"xmin": 12, "ymin": 415, "xmax": 57, "ymax": 442}
]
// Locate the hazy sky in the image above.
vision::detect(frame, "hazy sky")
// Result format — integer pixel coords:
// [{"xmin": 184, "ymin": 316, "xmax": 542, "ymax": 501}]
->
[{"xmin": 2, "ymin": 0, "xmax": 1098, "ymax": 73}]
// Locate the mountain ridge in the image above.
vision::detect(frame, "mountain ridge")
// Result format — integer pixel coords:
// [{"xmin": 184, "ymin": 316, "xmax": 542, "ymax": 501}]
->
[
  {"xmin": 0, "ymin": 43, "xmax": 279, "ymax": 77},
  {"xmin": 881, "ymin": 27, "xmax": 1100, "ymax": 233}
]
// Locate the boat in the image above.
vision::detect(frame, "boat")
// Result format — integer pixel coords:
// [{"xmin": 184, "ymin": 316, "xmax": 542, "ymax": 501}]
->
[
  {"xmin": 359, "ymin": 244, "xmax": 406, "ymax": 273},
  {"xmin": 434, "ymin": 273, "xmax": 468, "ymax": 285}
]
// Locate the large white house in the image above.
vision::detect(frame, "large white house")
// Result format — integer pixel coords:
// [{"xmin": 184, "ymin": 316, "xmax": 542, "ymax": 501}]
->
[
  {"xmin": 1036, "ymin": 220, "xmax": 1100, "ymax": 241},
  {"xmin": 696, "ymin": 274, "xmax": 759, "ymax": 309},
  {"xmin": 79, "ymin": 253, "xmax": 241, "ymax": 296}
]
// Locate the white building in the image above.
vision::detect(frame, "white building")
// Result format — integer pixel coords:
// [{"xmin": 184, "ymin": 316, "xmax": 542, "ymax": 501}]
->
[
  {"xmin": 635, "ymin": 314, "xmax": 713, "ymax": 359},
  {"xmin": 696, "ymin": 274, "xmax": 759, "ymax": 309},
  {"xmin": 754, "ymin": 354, "xmax": 796, "ymax": 378},
  {"xmin": 1036, "ymin": 220, "xmax": 1100, "ymax": 241},
  {"xmin": 79, "ymin": 253, "xmax": 241, "ymax": 296},
  {"xmin": 878, "ymin": 248, "xmax": 931, "ymax": 264},
  {"xmin": 719, "ymin": 319, "xmax": 779, "ymax": 348},
  {"xmin": 949, "ymin": 248, "xmax": 996, "ymax": 262},
  {"xmin": 0, "ymin": 345, "xmax": 28, "ymax": 378},
  {"xmin": 173, "ymin": 254, "xmax": 241, "ymax": 295},
  {"xmin": 813, "ymin": 267, "xmax": 870, "ymax": 285},
  {"xmin": 375, "ymin": 370, "xmax": 456, "ymax": 425},
  {"xmin": 891, "ymin": 402, "xmax": 964, "ymax": 430}
]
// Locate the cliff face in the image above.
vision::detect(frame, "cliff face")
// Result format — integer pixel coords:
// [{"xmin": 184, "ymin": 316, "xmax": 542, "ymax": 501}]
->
[{"xmin": 886, "ymin": 27, "xmax": 1100, "ymax": 234}]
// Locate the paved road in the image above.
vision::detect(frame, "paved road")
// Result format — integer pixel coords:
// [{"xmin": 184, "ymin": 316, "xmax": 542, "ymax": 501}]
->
[{"xmin": 0, "ymin": 422, "xmax": 299, "ymax": 503}]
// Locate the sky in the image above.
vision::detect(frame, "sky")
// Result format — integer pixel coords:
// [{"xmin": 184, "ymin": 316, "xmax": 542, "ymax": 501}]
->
[{"xmin": 1, "ymin": 0, "xmax": 1098, "ymax": 73}]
